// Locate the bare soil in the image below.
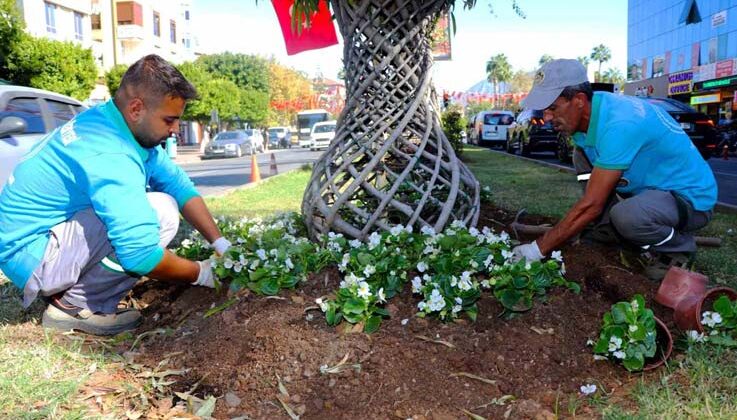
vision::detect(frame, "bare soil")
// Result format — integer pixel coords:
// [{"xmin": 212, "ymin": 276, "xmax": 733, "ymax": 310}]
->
[{"xmin": 130, "ymin": 204, "xmax": 669, "ymax": 419}]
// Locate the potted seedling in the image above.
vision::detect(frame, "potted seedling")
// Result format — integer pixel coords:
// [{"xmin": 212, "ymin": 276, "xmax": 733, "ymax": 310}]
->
[
  {"xmin": 673, "ymin": 287, "xmax": 737, "ymax": 332},
  {"xmin": 593, "ymin": 294, "xmax": 673, "ymax": 372}
]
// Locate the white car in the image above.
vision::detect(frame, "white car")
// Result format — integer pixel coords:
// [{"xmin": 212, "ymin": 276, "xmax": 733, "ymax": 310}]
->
[
  {"xmin": 0, "ymin": 85, "xmax": 86, "ymax": 191},
  {"xmin": 309, "ymin": 120, "xmax": 337, "ymax": 151}
]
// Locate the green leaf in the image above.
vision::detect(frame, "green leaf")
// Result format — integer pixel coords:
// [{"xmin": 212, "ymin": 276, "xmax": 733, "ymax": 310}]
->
[
  {"xmin": 326, "ymin": 306, "xmax": 337, "ymax": 325},
  {"xmin": 465, "ymin": 304, "xmax": 478, "ymax": 322},
  {"xmin": 707, "ymin": 334, "xmax": 737, "ymax": 347},
  {"xmin": 357, "ymin": 252, "xmax": 374, "ymax": 266},
  {"xmin": 593, "ymin": 337, "xmax": 609, "ymax": 354},
  {"xmin": 259, "ymin": 278, "xmax": 280, "ymax": 295},
  {"xmin": 373, "ymin": 307, "xmax": 390, "ymax": 317},
  {"xmin": 343, "ymin": 298, "xmax": 366, "ymax": 315},
  {"xmin": 622, "ymin": 353, "xmax": 645, "ymax": 372},
  {"xmin": 611, "ymin": 303, "xmax": 628, "ymax": 324},
  {"xmin": 713, "ymin": 295, "xmax": 735, "ymax": 317},
  {"xmin": 632, "ymin": 294, "xmax": 646, "ymax": 316},
  {"xmin": 363, "ymin": 316, "xmax": 382, "ymax": 334},
  {"xmin": 498, "ymin": 289, "xmax": 521, "ymax": 311},
  {"xmin": 629, "ymin": 323, "xmax": 647, "ymax": 341},
  {"xmin": 512, "ymin": 276, "xmax": 529, "ymax": 289}
]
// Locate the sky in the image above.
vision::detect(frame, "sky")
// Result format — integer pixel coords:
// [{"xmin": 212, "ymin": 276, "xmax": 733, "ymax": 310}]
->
[{"xmin": 193, "ymin": 0, "xmax": 627, "ymax": 93}]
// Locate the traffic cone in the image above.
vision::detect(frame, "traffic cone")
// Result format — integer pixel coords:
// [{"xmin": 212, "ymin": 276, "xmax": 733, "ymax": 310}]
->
[
  {"xmin": 269, "ymin": 152, "xmax": 278, "ymax": 176},
  {"xmin": 724, "ymin": 144, "xmax": 730, "ymax": 160},
  {"xmin": 250, "ymin": 154, "xmax": 261, "ymax": 183}
]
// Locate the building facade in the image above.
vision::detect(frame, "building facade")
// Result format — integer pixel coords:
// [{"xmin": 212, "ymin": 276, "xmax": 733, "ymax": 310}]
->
[
  {"xmin": 627, "ymin": 0, "xmax": 737, "ymax": 122},
  {"xmin": 16, "ymin": 0, "xmax": 94, "ymax": 48}
]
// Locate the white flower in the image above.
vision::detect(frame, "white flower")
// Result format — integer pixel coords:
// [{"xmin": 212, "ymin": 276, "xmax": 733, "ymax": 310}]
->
[
  {"xmin": 390, "ymin": 225, "xmax": 404, "ymax": 236},
  {"xmin": 428, "ymin": 289, "xmax": 446, "ymax": 311},
  {"xmin": 315, "ymin": 298, "xmax": 328, "ymax": 312},
  {"xmin": 483, "ymin": 254, "xmax": 494, "ymax": 268},
  {"xmin": 455, "ymin": 297, "xmax": 462, "ymax": 305},
  {"xmin": 181, "ymin": 239, "xmax": 192, "ymax": 248},
  {"xmin": 411, "ymin": 276, "xmax": 423, "ymax": 294},
  {"xmin": 357, "ymin": 281, "xmax": 372, "ymax": 299},
  {"xmin": 256, "ymin": 249, "xmax": 267, "ymax": 260},
  {"xmin": 481, "ymin": 279, "xmax": 491, "ymax": 289},
  {"xmin": 223, "ymin": 258, "xmax": 234, "ymax": 269},
  {"xmin": 445, "ymin": 228, "xmax": 456, "ymax": 236},
  {"xmin": 499, "ymin": 231, "xmax": 510, "ymax": 242},
  {"xmin": 524, "ymin": 262, "xmax": 531, "ymax": 270},
  {"xmin": 368, "ymin": 232, "xmax": 381, "ymax": 250},
  {"xmin": 285, "ymin": 257, "xmax": 294, "ymax": 270},
  {"xmin": 687, "ymin": 330, "xmax": 705, "ymax": 343},
  {"xmin": 586, "ymin": 339, "xmax": 595, "ymax": 346},
  {"xmin": 551, "ymin": 250, "xmax": 563, "ymax": 262},
  {"xmin": 270, "ymin": 249, "xmax": 278, "ymax": 257},
  {"xmin": 593, "ymin": 355, "xmax": 608, "ymax": 361},
  {"xmin": 702, "ymin": 311, "xmax": 723, "ymax": 328},
  {"xmin": 233, "ymin": 262, "xmax": 243, "ymax": 273},
  {"xmin": 340, "ymin": 272, "xmax": 362, "ymax": 289},
  {"xmin": 349, "ymin": 239, "xmax": 362, "ymax": 248},
  {"xmin": 608, "ymin": 336, "xmax": 623, "ymax": 352},
  {"xmin": 630, "ymin": 299, "xmax": 639, "ymax": 313},
  {"xmin": 451, "ymin": 220, "xmax": 466, "ymax": 229},
  {"xmin": 236, "ymin": 237, "xmax": 246, "ymax": 244},
  {"xmin": 363, "ymin": 265, "xmax": 376, "ymax": 278},
  {"xmin": 418, "ymin": 301, "xmax": 428, "ymax": 311},
  {"xmin": 417, "ymin": 261, "xmax": 428, "ymax": 273},
  {"xmin": 423, "ymin": 245, "xmax": 436, "ymax": 255},
  {"xmin": 629, "ymin": 325, "xmax": 638, "ymax": 333},
  {"xmin": 401, "ymin": 318, "xmax": 409, "ymax": 325},
  {"xmin": 613, "ymin": 350, "xmax": 625, "ymax": 359},
  {"xmin": 580, "ymin": 384, "xmax": 597, "ymax": 395},
  {"xmin": 421, "ymin": 225, "xmax": 436, "ymax": 236},
  {"xmin": 458, "ymin": 272, "xmax": 473, "ymax": 291},
  {"xmin": 377, "ymin": 288, "xmax": 386, "ymax": 303},
  {"xmin": 249, "ymin": 259, "xmax": 260, "ymax": 270},
  {"xmin": 450, "ymin": 276, "xmax": 458, "ymax": 287},
  {"xmin": 452, "ymin": 305, "xmax": 462, "ymax": 314},
  {"xmin": 560, "ymin": 262, "xmax": 566, "ymax": 275},
  {"xmin": 501, "ymin": 250, "xmax": 514, "ymax": 261},
  {"xmin": 469, "ymin": 227, "xmax": 480, "ymax": 237}
]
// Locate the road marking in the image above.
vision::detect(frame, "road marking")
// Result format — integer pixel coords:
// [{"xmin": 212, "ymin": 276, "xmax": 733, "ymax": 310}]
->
[{"xmin": 713, "ymin": 171, "xmax": 737, "ymax": 178}]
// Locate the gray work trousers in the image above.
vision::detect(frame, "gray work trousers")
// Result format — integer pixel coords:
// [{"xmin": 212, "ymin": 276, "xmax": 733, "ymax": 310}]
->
[
  {"xmin": 573, "ymin": 148, "xmax": 712, "ymax": 254},
  {"xmin": 23, "ymin": 192, "xmax": 180, "ymax": 313}
]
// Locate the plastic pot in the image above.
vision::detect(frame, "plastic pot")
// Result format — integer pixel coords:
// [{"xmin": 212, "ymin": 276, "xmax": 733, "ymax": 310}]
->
[
  {"xmin": 654, "ymin": 267, "xmax": 708, "ymax": 310},
  {"xmin": 643, "ymin": 316, "xmax": 674, "ymax": 371},
  {"xmin": 673, "ymin": 287, "xmax": 737, "ymax": 332}
]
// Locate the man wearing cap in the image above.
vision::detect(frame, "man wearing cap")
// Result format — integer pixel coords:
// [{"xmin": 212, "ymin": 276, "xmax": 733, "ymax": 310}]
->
[{"xmin": 511, "ymin": 59, "xmax": 717, "ymax": 280}]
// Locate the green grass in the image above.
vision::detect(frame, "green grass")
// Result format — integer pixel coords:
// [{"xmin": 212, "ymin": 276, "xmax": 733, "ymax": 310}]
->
[{"xmin": 204, "ymin": 168, "xmax": 311, "ymax": 219}]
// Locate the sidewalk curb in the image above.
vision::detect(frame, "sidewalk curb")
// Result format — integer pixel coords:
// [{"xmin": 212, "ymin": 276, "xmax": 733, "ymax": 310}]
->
[
  {"xmin": 484, "ymin": 148, "xmax": 737, "ymax": 215},
  {"xmin": 202, "ymin": 166, "xmax": 304, "ymax": 198}
]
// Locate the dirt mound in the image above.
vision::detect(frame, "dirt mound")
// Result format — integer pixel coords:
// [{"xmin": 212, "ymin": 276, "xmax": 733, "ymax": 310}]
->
[{"xmin": 132, "ymin": 205, "xmax": 665, "ymax": 419}]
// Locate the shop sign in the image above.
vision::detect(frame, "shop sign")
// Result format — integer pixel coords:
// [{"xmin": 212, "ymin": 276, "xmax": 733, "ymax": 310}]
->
[
  {"xmin": 690, "ymin": 93, "xmax": 722, "ymax": 105},
  {"xmin": 695, "ymin": 63, "xmax": 716, "ymax": 82},
  {"xmin": 716, "ymin": 59, "xmax": 735, "ymax": 78},
  {"xmin": 668, "ymin": 71, "xmax": 693, "ymax": 95},
  {"xmin": 699, "ymin": 75, "xmax": 737, "ymax": 89},
  {"xmin": 712, "ymin": 10, "xmax": 727, "ymax": 28}
]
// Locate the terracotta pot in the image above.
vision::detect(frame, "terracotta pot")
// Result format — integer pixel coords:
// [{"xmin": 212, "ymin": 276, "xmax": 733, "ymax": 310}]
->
[
  {"xmin": 654, "ymin": 267, "xmax": 708, "ymax": 310},
  {"xmin": 673, "ymin": 287, "xmax": 737, "ymax": 332},
  {"xmin": 643, "ymin": 316, "xmax": 674, "ymax": 371}
]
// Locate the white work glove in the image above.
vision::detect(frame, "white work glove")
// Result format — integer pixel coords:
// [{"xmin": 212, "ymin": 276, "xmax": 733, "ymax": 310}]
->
[
  {"xmin": 211, "ymin": 237, "xmax": 231, "ymax": 256},
  {"xmin": 511, "ymin": 241, "xmax": 544, "ymax": 263},
  {"xmin": 193, "ymin": 260, "xmax": 216, "ymax": 288}
]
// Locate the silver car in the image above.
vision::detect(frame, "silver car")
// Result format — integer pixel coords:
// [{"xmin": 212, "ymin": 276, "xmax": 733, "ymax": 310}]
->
[
  {"xmin": 0, "ymin": 85, "xmax": 86, "ymax": 191},
  {"xmin": 204, "ymin": 129, "xmax": 264, "ymax": 158}
]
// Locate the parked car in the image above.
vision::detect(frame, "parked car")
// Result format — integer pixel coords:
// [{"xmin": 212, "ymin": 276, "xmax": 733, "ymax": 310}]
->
[
  {"xmin": 469, "ymin": 110, "xmax": 514, "ymax": 147},
  {"xmin": 309, "ymin": 120, "xmax": 337, "ymax": 151},
  {"xmin": 0, "ymin": 85, "xmax": 87, "ymax": 191},
  {"xmin": 637, "ymin": 96, "xmax": 717, "ymax": 160},
  {"xmin": 506, "ymin": 109, "xmax": 559, "ymax": 157},
  {"xmin": 267, "ymin": 126, "xmax": 291, "ymax": 149},
  {"xmin": 204, "ymin": 129, "xmax": 264, "ymax": 158}
]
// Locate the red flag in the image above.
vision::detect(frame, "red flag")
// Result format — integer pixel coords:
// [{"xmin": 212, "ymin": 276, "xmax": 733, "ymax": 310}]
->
[{"xmin": 272, "ymin": 0, "xmax": 338, "ymax": 55}]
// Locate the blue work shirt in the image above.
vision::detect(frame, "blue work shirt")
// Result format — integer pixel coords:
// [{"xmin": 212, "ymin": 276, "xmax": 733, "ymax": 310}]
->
[
  {"xmin": 0, "ymin": 100, "xmax": 199, "ymax": 289},
  {"xmin": 572, "ymin": 92, "xmax": 717, "ymax": 211}
]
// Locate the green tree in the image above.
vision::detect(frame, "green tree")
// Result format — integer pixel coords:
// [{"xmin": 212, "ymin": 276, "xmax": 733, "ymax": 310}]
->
[
  {"xmin": 538, "ymin": 54, "xmax": 554, "ymax": 67},
  {"xmin": 239, "ymin": 88, "xmax": 269, "ymax": 126},
  {"xmin": 0, "ymin": 0, "xmax": 25, "ymax": 79},
  {"xmin": 196, "ymin": 52, "xmax": 270, "ymax": 93},
  {"xmin": 600, "ymin": 67, "xmax": 625, "ymax": 91},
  {"xmin": 441, "ymin": 104, "xmax": 467, "ymax": 156},
  {"xmin": 104, "ymin": 64, "xmax": 128, "ymax": 97},
  {"xmin": 5, "ymin": 37, "xmax": 97, "ymax": 100},
  {"xmin": 590, "ymin": 44, "xmax": 612, "ymax": 82},
  {"xmin": 508, "ymin": 69, "xmax": 533, "ymax": 93},
  {"xmin": 485, "ymin": 53, "xmax": 512, "ymax": 108},
  {"xmin": 182, "ymin": 78, "xmax": 240, "ymax": 127}
]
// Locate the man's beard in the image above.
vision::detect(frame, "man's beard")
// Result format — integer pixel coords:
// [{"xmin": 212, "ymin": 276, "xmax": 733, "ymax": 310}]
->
[{"xmin": 135, "ymin": 133, "xmax": 167, "ymax": 149}]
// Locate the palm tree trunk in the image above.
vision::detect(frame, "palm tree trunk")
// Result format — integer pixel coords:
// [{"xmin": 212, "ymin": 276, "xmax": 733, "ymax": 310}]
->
[{"xmin": 301, "ymin": 0, "xmax": 480, "ymax": 240}]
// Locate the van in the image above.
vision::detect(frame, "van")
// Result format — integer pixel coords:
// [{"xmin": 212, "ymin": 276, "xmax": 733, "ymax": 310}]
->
[{"xmin": 469, "ymin": 110, "xmax": 515, "ymax": 147}]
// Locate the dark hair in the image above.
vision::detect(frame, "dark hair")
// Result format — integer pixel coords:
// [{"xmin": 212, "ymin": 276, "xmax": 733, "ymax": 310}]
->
[
  {"xmin": 560, "ymin": 82, "xmax": 593, "ymax": 102},
  {"xmin": 116, "ymin": 54, "xmax": 198, "ymax": 102}
]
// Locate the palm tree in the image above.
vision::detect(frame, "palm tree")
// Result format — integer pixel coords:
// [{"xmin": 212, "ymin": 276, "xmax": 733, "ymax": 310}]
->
[
  {"xmin": 538, "ymin": 54, "xmax": 554, "ymax": 67},
  {"xmin": 577, "ymin": 55, "xmax": 590, "ymax": 71},
  {"xmin": 590, "ymin": 44, "xmax": 612, "ymax": 82},
  {"xmin": 486, "ymin": 53, "xmax": 512, "ymax": 108}
]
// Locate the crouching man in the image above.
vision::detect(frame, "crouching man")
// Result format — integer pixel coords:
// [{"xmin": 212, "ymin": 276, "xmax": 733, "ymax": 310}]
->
[{"xmin": 0, "ymin": 55, "xmax": 230, "ymax": 335}]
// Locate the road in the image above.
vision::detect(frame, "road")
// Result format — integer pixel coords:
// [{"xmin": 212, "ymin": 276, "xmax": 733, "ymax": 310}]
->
[
  {"xmin": 180, "ymin": 147, "xmax": 324, "ymax": 196},
  {"xmin": 516, "ymin": 150, "xmax": 737, "ymax": 206}
]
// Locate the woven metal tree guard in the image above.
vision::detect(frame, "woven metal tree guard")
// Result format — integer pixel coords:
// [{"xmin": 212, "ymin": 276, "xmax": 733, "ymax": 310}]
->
[{"xmin": 302, "ymin": 0, "xmax": 480, "ymax": 240}]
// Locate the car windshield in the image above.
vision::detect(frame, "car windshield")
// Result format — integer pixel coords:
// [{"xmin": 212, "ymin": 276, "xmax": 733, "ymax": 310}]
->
[
  {"xmin": 314, "ymin": 124, "xmax": 336, "ymax": 133},
  {"xmin": 643, "ymin": 98, "xmax": 695, "ymax": 113},
  {"xmin": 243, "ymin": 129, "xmax": 258, "ymax": 136},
  {"xmin": 214, "ymin": 132, "xmax": 241, "ymax": 140},
  {"xmin": 483, "ymin": 114, "xmax": 511, "ymax": 125}
]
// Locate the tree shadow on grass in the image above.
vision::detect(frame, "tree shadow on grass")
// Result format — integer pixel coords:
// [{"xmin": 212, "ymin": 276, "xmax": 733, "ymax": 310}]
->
[{"xmin": 0, "ymin": 279, "xmax": 45, "ymax": 326}]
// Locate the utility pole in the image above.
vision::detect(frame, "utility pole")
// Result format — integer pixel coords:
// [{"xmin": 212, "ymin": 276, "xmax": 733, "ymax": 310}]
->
[{"xmin": 110, "ymin": 0, "xmax": 118, "ymax": 66}]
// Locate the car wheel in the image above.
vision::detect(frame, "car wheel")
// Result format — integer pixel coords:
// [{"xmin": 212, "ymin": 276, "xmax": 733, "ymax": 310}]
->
[
  {"xmin": 520, "ymin": 139, "xmax": 531, "ymax": 157},
  {"xmin": 505, "ymin": 135, "xmax": 514, "ymax": 153}
]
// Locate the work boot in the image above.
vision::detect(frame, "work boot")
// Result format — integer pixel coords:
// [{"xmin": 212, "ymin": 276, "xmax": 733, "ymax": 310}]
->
[
  {"xmin": 580, "ymin": 223, "xmax": 621, "ymax": 245},
  {"xmin": 42, "ymin": 297, "xmax": 141, "ymax": 336},
  {"xmin": 641, "ymin": 251, "xmax": 695, "ymax": 282}
]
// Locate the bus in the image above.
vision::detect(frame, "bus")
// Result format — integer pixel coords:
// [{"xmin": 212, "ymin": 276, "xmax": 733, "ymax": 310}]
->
[{"xmin": 296, "ymin": 109, "xmax": 330, "ymax": 147}]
